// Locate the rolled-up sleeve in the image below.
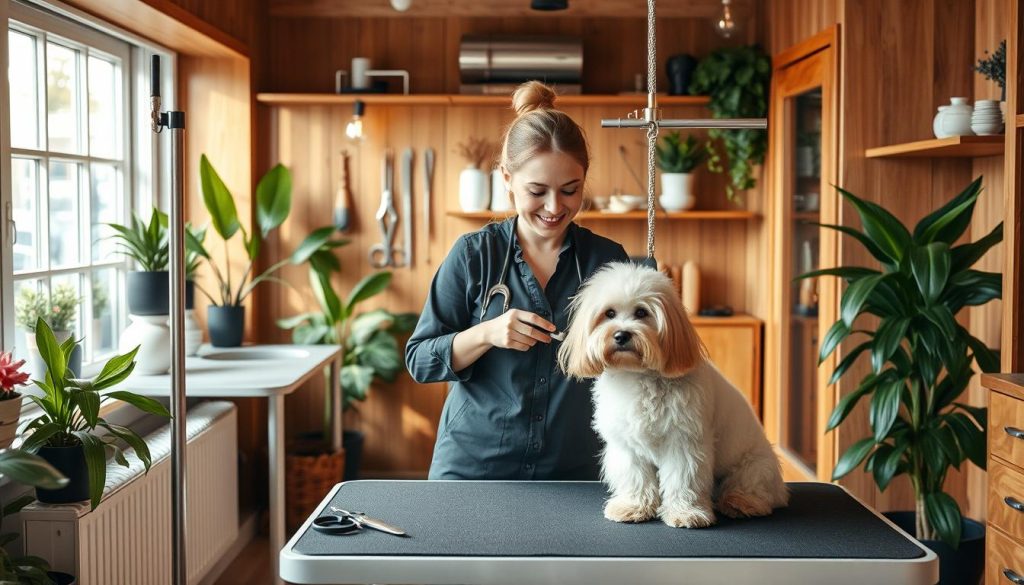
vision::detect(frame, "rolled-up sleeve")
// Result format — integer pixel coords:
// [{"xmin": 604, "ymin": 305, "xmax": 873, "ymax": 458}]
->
[{"xmin": 405, "ymin": 237, "xmax": 477, "ymax": 384}]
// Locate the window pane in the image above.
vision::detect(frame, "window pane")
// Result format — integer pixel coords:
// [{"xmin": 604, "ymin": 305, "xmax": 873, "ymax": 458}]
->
[
  {"xmin": 48, "ymin": 160, "xmax": 82, "ymax": 268},
  {"xmin": 91, "ymin": 163, "xmax": 119, "ymax": 262},
  {"xmin": 50, "ymin": 274, "xmax": 83, "ymax": 351},
  {"xmin": 90, "ymin": 267, "xmax": 118, "ymax": 358},
  {"xmin": 13, "ymin": 279, "xmax": 46, "ymax": 375},
  {"xmin": 46, "ymin": 42, "xmax": 81, "ymax": 154},
  {"xmin": 88, "ymin": 55, "xmax": 118, "ymax": 159},
  {"xmin": 9, "ymin": 30, "xmax": 39, "ymax": 149},
  {"xmin": 11, "ymin": 158, "xmax": 39, "ymax": 273}
]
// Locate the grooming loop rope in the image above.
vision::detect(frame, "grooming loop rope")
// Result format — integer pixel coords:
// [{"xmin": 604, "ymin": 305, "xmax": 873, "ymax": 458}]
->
[{"xmin": 603, "ymin": 0, "xmax": 768, "ymax": 264}]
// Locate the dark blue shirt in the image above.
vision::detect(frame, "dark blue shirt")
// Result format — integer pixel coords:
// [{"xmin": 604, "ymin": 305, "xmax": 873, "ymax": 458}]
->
[{"xmin": 405, "ymin": 218, "xmax": 629, "ymax": 480}]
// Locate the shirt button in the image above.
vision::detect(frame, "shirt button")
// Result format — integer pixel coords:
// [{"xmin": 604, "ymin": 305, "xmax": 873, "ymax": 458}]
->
[
  {"xmin": 539, "ymin": 377, "xmax": 547, "ymax": 385},
  {"xmin": 533, "ymin": 414, "xmax": 544, "ymax": 422}
]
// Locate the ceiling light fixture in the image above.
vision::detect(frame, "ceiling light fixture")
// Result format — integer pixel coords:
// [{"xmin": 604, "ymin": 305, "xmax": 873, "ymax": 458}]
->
[
  {"xmin": 390, "ymin": 0, "xmax": 412, "ymax": 11},
  {"xmin": 345, "ymin": 100, "xmax": 365, "ymax": 142},
  {"xmin": 714, "ymin": 0, "xmax": 738, "ymax": 38}
]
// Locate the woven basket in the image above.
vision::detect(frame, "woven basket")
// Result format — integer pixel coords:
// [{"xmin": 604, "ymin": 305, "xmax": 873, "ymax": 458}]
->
[{"xmin": 286, "ymin": 449, "xmax": 345, "ymax": 533}]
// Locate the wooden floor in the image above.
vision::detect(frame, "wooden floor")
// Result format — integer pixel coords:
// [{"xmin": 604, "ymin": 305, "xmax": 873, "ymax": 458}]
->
[{"xmin": 214, "ymin": 535, "xmax": 276, "ymax": 585}]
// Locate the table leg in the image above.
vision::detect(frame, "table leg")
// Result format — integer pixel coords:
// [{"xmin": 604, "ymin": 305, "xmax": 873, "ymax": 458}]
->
[
  {"xmin": 330, "ymin": 357, "xmax": 342, "ymax": 453},
  {"xmin": 269, "ymin": 394, "xmax": 285, "ymax": 585}
]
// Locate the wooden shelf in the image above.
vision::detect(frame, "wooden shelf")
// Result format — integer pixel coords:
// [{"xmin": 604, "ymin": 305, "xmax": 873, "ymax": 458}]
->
[
  {"xmin": 1017, "ymin": 114, "xmax": 1024, "ymax": 128},
  {"xmin": 446, "ymin": 210, "xmax": 758, "ymax": 221},
  {"xmin": 983, "ymin": 374, "xmax": 1024, "ymax": 402},
  {"xmin": 257, "ymin": 93, "xmax": 710, "ymax": 107},
  {"xmin": 690, "ymin": 313, "xmax": 762, "ymax": 327},
  {"xmin": 792, "ymin": 211, "xmax": 820, "ymax": 221},
  {"xmin": 865, "ymin": 135, "xmax": 1005, "ymax": 158}
]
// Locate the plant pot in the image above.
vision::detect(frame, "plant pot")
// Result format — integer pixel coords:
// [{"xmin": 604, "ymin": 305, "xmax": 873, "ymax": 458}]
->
[
  {"xmin": 36, "ymin": 444, "xmax": 89, "ymax": 504},
  {"xmin": 666, "ymin": 53, "xmax": 697, "ymax": 96},
  {"xmin": 119, "ymin": 315, "xmax": 170, "ymax": 375},
  {"xmin": 883, "ymin": 511, "xmax": 984, "ymax": 585},
  {"xmin": 185, "ymin": 280, "xmax": 195, "ymax": 311},
  {"xmin": 0, "ymin": 395, "xmax": 22, "ymax": 449},
  {"xmin": 127, "ymin": 271, "xmax": 169, "ymax": 316},
  {"xmin": 25, "ymin": 331, "xmax": 81, "ymax": 381},
  {"xmin": 659, "ymin": 173, "xmax": 695, "ymax": 212},
  {"xmin": 458, "ymin": 166, "xmax": 489, "ymax": 212},
  {"xmin": 285, "ymin": 445, "xmax": 345, "ymax": 532},
  {"xmin": 342, "ymin": 429, "xmax": 364, "ymax": 481},
  {"xmin": 490, "ymin": 168, "xmax": 512, "ymax": 212},
  {"xmin": 208, "ymin": 305, "xmax": 245, "ymax": 347},
  {"xmin": 47, "ymin": 572, "xmax": 76, "ymax": 585}
]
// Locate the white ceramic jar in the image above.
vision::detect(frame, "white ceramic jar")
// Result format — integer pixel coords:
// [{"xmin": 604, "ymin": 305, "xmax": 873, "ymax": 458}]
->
[
  {"xmin": 458, "ymin": 166, "xmax": 489, "ymax": 212},
  {"xmin": 659, "ymin": 173, "xmax": 696, "ymax": 212},
  {"xmin": 120, "ymin": 315, "xmax": 171, "ymax": 375},
  {"xmin": 490, "ymin": 167, "xmax": 512, "ymax": 212},
  {"xmin": 933, "ymin": 97, "xmax": 974, "ymax": 138}
]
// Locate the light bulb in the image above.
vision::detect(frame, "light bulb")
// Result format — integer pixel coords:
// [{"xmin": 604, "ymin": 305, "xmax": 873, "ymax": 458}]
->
[
  {"xmin": 714, "ymin": 0, "xmax": 738, "ymax": 38},
  {"xmin": 345, "ymin": 99, "xmax": 365, "ymax": 142},
  {"xmin": 390, "ymin": 0, "xmax": 412, "ymax": 11}
]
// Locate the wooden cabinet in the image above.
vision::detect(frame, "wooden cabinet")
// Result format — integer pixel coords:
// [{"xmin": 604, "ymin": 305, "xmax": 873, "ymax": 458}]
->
[
  {"xmin": 984, "ymin": 374, "xmax": 1024, "ymax": 583},
  {"xmin": 692, "ymin": 314, "xmax": 762, "ymax": 413}
]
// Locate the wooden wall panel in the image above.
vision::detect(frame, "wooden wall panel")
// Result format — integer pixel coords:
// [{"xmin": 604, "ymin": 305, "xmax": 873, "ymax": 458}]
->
[
  {"xmin": 164, "ymin": 0, "xmax": 260, "ymax": 49},
  {"xmin": 766, "ymin": 0, "xmax": 837, "ymax": 55}
]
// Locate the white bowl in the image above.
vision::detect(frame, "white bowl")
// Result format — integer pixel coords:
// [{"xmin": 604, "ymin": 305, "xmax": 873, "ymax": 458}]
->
[{"xmin": 610, "ymin": 194, "xmax": 646, "ymax": 210}]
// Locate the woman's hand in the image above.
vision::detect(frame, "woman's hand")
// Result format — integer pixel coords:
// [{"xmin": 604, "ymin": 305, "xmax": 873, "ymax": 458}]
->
[{"xmin": 484, "ymin": 309, "xmax": 556, "ymax": 351}]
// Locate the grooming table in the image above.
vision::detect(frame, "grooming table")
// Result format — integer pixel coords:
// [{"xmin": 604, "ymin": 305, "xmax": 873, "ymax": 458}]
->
[{"xmin": 280, "ymin": 481, "xmax": 937, "ymax": 585}]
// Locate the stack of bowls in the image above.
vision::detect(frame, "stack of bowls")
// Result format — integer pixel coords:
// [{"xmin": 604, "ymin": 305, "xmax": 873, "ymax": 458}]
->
[{"xmin": 971, "ymin": 99, "xmax": 1004, "ymax": 135}]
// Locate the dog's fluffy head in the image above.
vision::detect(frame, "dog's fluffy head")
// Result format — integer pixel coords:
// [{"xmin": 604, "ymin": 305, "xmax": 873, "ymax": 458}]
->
[{"xmin": 557, "ymin": 262, "xmax": 707, "ymax": 379}]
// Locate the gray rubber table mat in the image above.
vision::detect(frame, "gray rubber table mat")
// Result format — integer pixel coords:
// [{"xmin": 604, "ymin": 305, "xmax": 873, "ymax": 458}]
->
[{"xmin": 293, "ymin": 481, "xmax": 924, "ymax": 559}]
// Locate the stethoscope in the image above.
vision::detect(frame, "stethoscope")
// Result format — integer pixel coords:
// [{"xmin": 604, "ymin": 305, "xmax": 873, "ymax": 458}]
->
[{"xmin": 480, "ymin": 217, "xmax": 583, "ymax": 323}]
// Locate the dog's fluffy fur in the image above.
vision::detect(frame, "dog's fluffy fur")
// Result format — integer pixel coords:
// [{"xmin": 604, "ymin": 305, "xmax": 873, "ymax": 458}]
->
[{"xmin": 558, "ymin": 262, "xmax": 788, "ymax": 528}]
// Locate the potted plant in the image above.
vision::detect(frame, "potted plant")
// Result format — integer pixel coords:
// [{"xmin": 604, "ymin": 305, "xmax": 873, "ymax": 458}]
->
[
  {"xmin": 688, "ymin": 45, "xmax": 771, "ymax": 201},
  {"xmin": 0, "ymin": 449, "xmax": 68, "ymax": 584},
  {"xmin": 106, "ymin": 208, "xmax": 171, "ymax": 316},
  {"xmin": 21, "ymin": 317, "xmax": 171, "ymax": 509},
  {"xmin": 975, "ymin": 39, "xmax": 1006, "ymax": 102},
  {"xmin": 655, "ymin": 132, "xmax": 706, "ymax": 212},
  {"xmin": 0, "ymin": 351, "xmax": 30, "ymax": 449},
  {"xmin": 799, "ymin": 177, "xmax": 997, "ymax": 584},
  {"xmin": 191, "ymin": 155, "xmax": 325, "ymax": 347},
  {"xmin": 455, "ymin": 137, "xmax": 494, "ymax": 212},
  {"xmin": 15, "ymin": 284, "xmax": 80, "ymax": 380}
]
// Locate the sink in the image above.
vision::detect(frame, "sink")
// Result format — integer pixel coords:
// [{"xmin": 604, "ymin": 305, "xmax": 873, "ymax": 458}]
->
[{"xmin": 201, "ymin": 348, "xmax": 311, "ymax": 361}]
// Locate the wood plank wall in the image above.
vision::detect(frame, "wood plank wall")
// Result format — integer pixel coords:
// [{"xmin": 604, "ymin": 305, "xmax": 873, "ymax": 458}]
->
[{"xmin": 260, "ymin": 15, "xmax": 768, "ymax": 476}]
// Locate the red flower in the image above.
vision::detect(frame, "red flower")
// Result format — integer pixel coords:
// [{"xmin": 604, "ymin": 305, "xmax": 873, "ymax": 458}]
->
[{"xmin": 0, "ymin": 351, "xmax": 29, "ymax": 395}]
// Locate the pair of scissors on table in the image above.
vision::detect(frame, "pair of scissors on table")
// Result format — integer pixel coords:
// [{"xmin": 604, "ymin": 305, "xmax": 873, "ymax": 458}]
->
[
  {"xmin": 369, "ymin": 149, "xmax": 405, "ymax": 268},
  {"xmin": 312, "ymin": 506, "xmax": 409, "ymax": 537}
]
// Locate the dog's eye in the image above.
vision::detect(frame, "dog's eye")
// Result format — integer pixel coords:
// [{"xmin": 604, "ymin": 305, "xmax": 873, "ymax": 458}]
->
[
  {"xmin": 634, "ymin": 308, "xmax": 648, "ymax": 319},
  {"xmin": 604, "ymin": 309, "xmax": 616, "ymax": 319}
]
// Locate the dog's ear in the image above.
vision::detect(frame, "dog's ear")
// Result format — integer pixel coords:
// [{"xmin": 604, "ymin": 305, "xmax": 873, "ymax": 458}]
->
[
  {"xmin": 557, "ymin": 307, "xmax": 603, "ymax": 380},
  {"xmin": 659, "ymin": 294, "xmax": 707, "ymax": 378}
]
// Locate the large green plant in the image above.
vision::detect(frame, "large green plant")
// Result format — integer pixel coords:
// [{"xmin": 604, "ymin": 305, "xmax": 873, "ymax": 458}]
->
[
  {"xmin": 655, "ymin": 132, "xmax": 706, "ymax": 174},
  {"xmin": 799, "ymin": 177, "xmax": 999, "ymax": 548},
  {"xmin": 21, "ymin": 318, "xmax": 171, "ymax": 510},
  {"xmin": 106, "ymin": 208, "xmax": 206, "ymax": 279},
  {"xmin": 688, "ymin": 45, "xmax": 770, "ymax": 200}
]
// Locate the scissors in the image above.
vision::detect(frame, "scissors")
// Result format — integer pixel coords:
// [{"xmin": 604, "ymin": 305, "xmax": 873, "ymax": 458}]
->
[
  {"xmin": 368, "ymin": 149, "xmax": 405, "ymax": 268},
  {"xmin": 312, "ymin": 506, "xmax": 408, "ymax": 537}
]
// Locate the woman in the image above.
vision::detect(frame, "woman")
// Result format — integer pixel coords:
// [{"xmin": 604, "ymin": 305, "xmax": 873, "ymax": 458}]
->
[{"xmin": 405, "ymin": 81, "xmax": 629, "ymax": 480}]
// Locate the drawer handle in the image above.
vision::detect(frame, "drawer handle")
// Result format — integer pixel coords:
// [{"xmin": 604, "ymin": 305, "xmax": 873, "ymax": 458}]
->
[
  {"xmin": 1005, "ymin": 568, "xmax": 1024, "ymax": 584},
  {"xmin": 1007, "ymin": 497, "xmax": 1024, "ymax": 512},
  {"xmin": 1006, "ymin": 426, "xmax": 1024, "ymax": 440}
]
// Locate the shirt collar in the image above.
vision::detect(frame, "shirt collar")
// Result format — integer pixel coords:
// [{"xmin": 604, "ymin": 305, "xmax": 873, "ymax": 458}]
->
[{"xmin": 509, "ymin": 218, "xmax": 576, "ymax": 262}]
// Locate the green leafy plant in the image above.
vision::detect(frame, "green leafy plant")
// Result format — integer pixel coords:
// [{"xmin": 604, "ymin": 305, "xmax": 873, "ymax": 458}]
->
[
  {"xmin": 689, "ymin": 45, "xmax": 771, "ymax": 200},
  {"xmin": 799, "ymin": 177, "xmax": 999, "ymax": 548},
  {"xmin": 975, "ymin": 39, "xmax": 1006, "ymax": 98},
  {"xmin": 0, "ymin": 450, "xmax": 67, "ymax": 584},
  {"xmin": 190, "ymin": 155, "xmax": 325, "ymax": 307},
  {"xmin": 15, "ymin": 285, "xmax": 78, "ymax": 333},
  {"xmin": 106, "ymin": 207, "xmax": 168, "ymax": 272},
  {"xmin": 21, "ymin": 318, "xmax": 171, "ymax": 510},
  {"xmin": 655, "ymin": 132, "xmax": 706, "ymax": 173}
]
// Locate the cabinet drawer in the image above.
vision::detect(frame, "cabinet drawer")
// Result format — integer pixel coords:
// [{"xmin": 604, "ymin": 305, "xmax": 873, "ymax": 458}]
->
[
  {"xmin": 987, "ymin": 527, "xmax": 1024, "ymax": 585},
  {"xmin": 990, "ymin": 460, "xmax": 1024, "ymax": 540},
  {"xmin": 991, "ymin": 391, "xmax": 1024, "ymax": 469}
]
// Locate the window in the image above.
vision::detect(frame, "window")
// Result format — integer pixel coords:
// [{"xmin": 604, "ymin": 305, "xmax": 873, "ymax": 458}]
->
[{"xmin": 3, "ymin": 1, "xmax": 173, "ymax": 374}]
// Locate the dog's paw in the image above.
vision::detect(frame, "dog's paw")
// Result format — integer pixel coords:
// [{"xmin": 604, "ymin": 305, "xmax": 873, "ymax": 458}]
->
[
  {"xmin": 603, "ymin": 496, "xmax": 658, "ymax": 523},
  {"xmin": 718, "ymin": 491, "xmax": 772, "ymax": 518},
  {"xmin": 660, "ymin": 505, "xmax": 716, "ymax": 529}
]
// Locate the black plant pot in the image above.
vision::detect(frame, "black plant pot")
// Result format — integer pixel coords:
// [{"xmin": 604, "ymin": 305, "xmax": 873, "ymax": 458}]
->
[
  {"xmin": 666, "ymin": 53, "xmax": 697, "ymax": 96},
  {"xmin": 185, "ymin": 280, "xmax": 195, "ymax": 310},
  {"xmin": 47, "ymin": 571, "xmax": 76, "ymax": 585},
  {"xmin": 884, "ymin": 511, "xmax": 985, "ymax": 585},
  {"xmin": 36, "ymin": 445, "xmax": 90, "ymax": 504},
  {"xmin": 208, "ymin": 305, "xmax": 245, "ymax": 347},
  {"xmin": 127, "ymin": 271, "xmax": 169, "ymax": 315},
  {"xmin": 342, "ymin": 429, "xmax": 364, "ymax": 481}
]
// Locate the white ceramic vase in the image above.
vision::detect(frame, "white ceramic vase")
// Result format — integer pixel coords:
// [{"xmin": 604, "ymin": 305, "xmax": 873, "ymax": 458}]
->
[
  {"xmin": 459, "ymin": 166, "xmax": 489, "ymax": 212},
  {"xmin": 933, "ymin": 97, "xmax": 974, "ymax": 138},
  {"xmin": 184, "ymin": 309, "xmax": 202, "ymax": 357},
  {"xmin": 659, "ymin": 173, "xmax": 696, "ymax": 212},
  {"xmin": 490, "ymin": 168, "xmax": 512, "ymax": 212},
  {"xmin": 120, "ymin": 315, "xmax": 170, "ymax": 375}
]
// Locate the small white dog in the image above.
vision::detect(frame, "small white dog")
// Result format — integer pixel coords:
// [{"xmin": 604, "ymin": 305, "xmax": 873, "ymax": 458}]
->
[{"xmin": 558, "ymin": 262, "xmax": 788, "ymax": 528}]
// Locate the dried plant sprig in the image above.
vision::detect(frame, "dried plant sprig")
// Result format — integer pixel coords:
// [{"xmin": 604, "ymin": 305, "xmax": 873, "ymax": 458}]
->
[
  {"xmin": 455, "ymin": 137, "xmax": 496, "ymax": 169},
  {"xmin": 975, "ymin": 39, "xmax": 1006, "ymax": 91}
]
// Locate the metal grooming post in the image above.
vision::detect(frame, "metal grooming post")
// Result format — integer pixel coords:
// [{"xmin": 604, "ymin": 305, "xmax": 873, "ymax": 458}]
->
[
  {"xmin": 601, "ymin": 0, "xmax": 767, "ymax": 266},
  {"xmin": 151, "ymin": 55, "xmax": 188, "ymax": 585}
]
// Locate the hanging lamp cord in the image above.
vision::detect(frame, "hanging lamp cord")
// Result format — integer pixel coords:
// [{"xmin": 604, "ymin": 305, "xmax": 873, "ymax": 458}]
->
[{"xmin": 644, "ymin": 0, "xmax": 659, "ymax": 262}]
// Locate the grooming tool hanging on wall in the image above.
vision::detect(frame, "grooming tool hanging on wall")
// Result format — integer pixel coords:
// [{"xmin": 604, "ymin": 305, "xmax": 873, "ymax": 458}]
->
[
  {"xmin": 334, "ymin": 150, "xmax": 353, "ymax": 232},
  {"xmin": 601, "ymin": 0, "xmax": 766, "ymax": 268},
  {"xmin": 401, "ymin": 148, "xmax": 414, "ymax": 267}
]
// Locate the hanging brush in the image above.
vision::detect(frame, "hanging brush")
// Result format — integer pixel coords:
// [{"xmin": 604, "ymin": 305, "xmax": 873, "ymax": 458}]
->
[{"xmin": 334, "ymin": 149, "xmax": 352, "ymax": 232}]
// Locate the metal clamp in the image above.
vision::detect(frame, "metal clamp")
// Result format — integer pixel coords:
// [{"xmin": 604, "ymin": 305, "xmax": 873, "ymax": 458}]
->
[
  {"xmin": 1006, "ymin": 496, "xmax": 1024, "ymax": 512},
  {"xmin": 1004, "ymin": 568, "xmax": 1024, "ymax": 584},
  {"xmin": 1006, "ymin": 426, "xmax": 1024, "ymax": 439}
]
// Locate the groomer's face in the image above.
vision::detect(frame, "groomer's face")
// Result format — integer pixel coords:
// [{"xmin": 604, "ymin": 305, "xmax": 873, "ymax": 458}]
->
[{"xmin": 506, "ymin": 150, "xmax": 585, "ymax": 241}]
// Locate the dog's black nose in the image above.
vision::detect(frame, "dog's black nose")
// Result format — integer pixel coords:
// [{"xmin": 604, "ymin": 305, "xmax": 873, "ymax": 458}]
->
[{"xmin": 613, "ymin": 331, "xmax": 632, "ymax": 345}]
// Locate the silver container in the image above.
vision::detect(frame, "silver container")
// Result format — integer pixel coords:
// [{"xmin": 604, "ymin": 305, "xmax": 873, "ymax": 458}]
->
[{"xmin": 459, "ymin": 35, "xmax": 583, "ymax": 85}]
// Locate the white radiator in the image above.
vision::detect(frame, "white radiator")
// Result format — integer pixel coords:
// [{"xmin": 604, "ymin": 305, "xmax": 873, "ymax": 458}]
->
[{"xmin": 21, "ymin": 400, "xmax": 239, "ymax": 585}]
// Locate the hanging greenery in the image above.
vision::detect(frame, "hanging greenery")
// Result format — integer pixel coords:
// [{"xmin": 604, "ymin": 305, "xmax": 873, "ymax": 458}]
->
[{"xmin": 689, "ymin": 45, "xmax": 771, "ymax": 201}]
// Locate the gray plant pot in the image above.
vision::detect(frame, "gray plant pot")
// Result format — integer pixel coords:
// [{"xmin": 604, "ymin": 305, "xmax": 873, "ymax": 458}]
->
[
  {"xmin": 208, "ymin": 305, "xmax": 245, "ymax": 347},
  {"xmin": 127, "ymin": 271, "xmax": 169, "ymax": 315}
]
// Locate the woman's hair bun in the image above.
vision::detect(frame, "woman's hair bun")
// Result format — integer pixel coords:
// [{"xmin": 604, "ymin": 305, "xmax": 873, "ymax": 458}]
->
[{"xmin": 511, "ymin": 81, "xmax": 556, "ymax": 116}]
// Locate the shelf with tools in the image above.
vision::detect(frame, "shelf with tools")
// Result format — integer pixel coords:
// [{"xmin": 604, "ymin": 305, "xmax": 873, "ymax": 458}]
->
[
  {"xmin": 256, "ymin": 93, "xmax": 711, "ymax": 107},
  {"xmin": 446, "ymin": 210, "xmax": 759, "ymax": 220},
  {"xmin": 864, "ymin": 135, "xmax": 1005, "ymax": 158}
]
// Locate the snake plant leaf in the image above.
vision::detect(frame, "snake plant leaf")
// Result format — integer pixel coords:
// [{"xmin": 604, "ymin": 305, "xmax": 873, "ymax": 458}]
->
[
  {"xmin": 818, "ymin": 319, "xmax": 851, "ymax": 364},
  {"xmin": 954, "ymin": 402, "xmax": 988, "ymax": 433},
  {"xmin": 829, "ymin": 341, "xmax": 871, "ymax": 386},
  {"xmin": 309, "ymin": 250, "xmax": 342, "ymax": 276},
  {"xmin": 840, "ymin": 273, "xmax": 887, "ymax": 327},
  {"xmin": 964, "ymin": 333, "xmax": 999, "ymax": 373},
  {"xmin": 0, "ymin": 451, "xmax": 66, "ymax": 490},
  {"xmin": 71, "ymin": 387, "xmax": 100, "ymax": 429},
  {"xmin": 100, "ymin": 421, "xmax": 154, "ymax": 470},
  {"xmin": 871, "ymin": 317, "xmax": 909, "ymax": 373},
  {"xmin": 946, "ymin": 270, "xmax": 1002, "ymax": 309},
  {"xmin": 34, "ymin": 318, "xmax": 65, "ymax": 388},
  {"xmin": 310, "ymin": 270, "xmax": 343, "ymax": 324},
  {"xmin": 793, "ymin": 266, "xmax": 880, "ymax": 282},
  {"xmin": 946, "ymin": 412, "xmax": 986, "ymax": 469},
  {"xmin": 950, "ymin": 221, "xmax": 1002, "ymax": 272},
  {"xmin": 873, "ymin": 443, "xmax": 907, "ymax": 492},
  {"xmin": 292, "ymin": 227, "xmax": 341, "ymax": 265},
  {"xmin": 934, "ymin": 424, "xmax": 963, "ymax": 470},
  {"xmin": 910, "ymin": 243, "xmax": 951, "ymax": 305},
  {"xmin": 200, "ymin": 154, "xmax": 240, "ymax": 240},
  {"xmin": 913, "ymin": 176, "xmax": 982, "ymax": 244},
  {"xmin": 924, "ymin": 492, "xmax": 962, "ymax": 549},
  {"xmin": 256, "ymin": 163, "xmax": 292, "ymax": 238},
  {"xmin": 346, "ymin": 272, "xmax": 393, "ymax": 314},
  {"xmin": 92, "ymin": 345, "xmax": 139, "ymax": 391},
  {"xmin": 72, "ymin": 430, "xmax": 108, "ymax": 510},
  {"xmin": 103, "ymin": 391, "xmax": 171, "ymax": 418},
  {"xmin": 826, "ymin": 371, "xmax": 886, "ymax": 431},
  {"xmin": 813, "ymin": 222, "xmax": 895, "ymax": 268},
  {"xmin": 836, "ymin": 186, "xmax": 912, "ymax": 264},
  {"xmin": 919, "ymin": 432, "xmax": 948, "ymax": 479},
  {"xmin": 19, "ymin": 422, "xmax": 62, "ymax": 454},
  {"xmin": 832, "ymin": 437, "xmax": 875, "ymax": 480},
  {"xmin": 869, "ymin": 380, "xmax": 902, "ymax": 442}
]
